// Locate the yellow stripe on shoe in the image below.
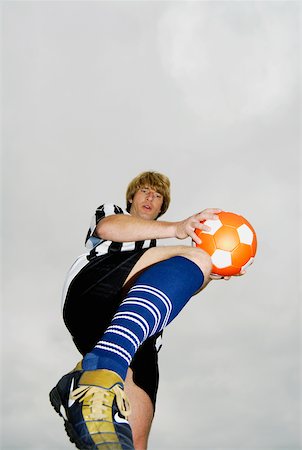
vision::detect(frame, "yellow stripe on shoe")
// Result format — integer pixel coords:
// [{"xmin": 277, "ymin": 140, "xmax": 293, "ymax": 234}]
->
[{"xmin": 69, "ymin": 369, "xmax": 131, "ymax": 449}]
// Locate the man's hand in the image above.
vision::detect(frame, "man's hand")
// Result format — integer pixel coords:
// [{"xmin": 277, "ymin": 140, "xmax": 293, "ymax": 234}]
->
[
  {"xmin": 210, "ymin": 269, "xmax": 246, "ymax": 281},
  {"xmin": 175, "ymin": 208, "xmax": 221, "ymax": 244}
]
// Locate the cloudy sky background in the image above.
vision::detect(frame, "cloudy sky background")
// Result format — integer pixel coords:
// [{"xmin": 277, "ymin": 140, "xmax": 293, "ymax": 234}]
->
[{"xmin": 1, "ymin": 1, "xmax": 301, "ymax": 449}]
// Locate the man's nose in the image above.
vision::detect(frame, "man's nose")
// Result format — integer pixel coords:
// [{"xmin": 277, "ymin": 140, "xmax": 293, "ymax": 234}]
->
[{"xmin": 146, "ymin": 192, "xmax": 155, "ymax": 200}]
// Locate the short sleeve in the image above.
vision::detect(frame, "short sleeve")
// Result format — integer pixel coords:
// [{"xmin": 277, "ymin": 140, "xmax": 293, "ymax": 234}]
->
[{"xmin": 85, "ymin": 203, "xmax": 126, "ymax": 249}]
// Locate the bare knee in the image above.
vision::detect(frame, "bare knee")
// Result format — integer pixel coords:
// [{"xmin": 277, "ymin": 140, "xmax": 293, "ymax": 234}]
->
[
  {"xmin": 124, "ymin": 245, "xmax": 212, "ymax": 287},
  {"xmin": 177, "ymin": 246, "xmax": 212, "ymax": 279}
]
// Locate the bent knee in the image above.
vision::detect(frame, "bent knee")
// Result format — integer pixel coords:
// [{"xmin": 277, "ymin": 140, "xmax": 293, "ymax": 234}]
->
[
  {"xmin": 145, "ymin": 245, "xmax": 212, "ymax": 277},
  {"xmin": 177, "ymin": 246, "xmax": 212, "ymax": 278},
  {"xmin": 125, "ymin": 245, "xmax": 212, "ymax": 287}
]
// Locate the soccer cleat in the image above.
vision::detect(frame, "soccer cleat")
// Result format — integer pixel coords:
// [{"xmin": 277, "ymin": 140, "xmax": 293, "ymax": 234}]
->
[{"xmin": 49, "ymin": 362, "xmax": 134, "ymax": 450}]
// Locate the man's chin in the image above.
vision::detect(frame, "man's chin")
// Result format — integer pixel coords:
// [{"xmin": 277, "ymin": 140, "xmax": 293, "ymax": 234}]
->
[{"xmin": 140, "ymin": 211, "xmax": 157, "ymax": 221}]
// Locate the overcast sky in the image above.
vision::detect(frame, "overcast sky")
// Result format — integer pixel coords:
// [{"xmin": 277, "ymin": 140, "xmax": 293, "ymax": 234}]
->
[{"xmin": 1, "ymin": 1, "xmax": 301, "ymax": 449}]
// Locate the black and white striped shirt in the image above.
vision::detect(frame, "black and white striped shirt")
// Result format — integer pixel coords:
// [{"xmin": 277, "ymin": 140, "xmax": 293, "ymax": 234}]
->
[
  {"xmin": 85, "ymin": 203, "xmax": 157, "ymax": 259},
  {"xmin": 62, "ymin": 203, "xmax": 156, "ymax": 306}
]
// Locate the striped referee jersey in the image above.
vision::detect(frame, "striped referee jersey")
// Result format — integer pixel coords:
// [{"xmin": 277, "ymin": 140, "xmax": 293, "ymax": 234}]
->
[
  {"xmin": 85, "ymin": 203, "xmax": 156, "ymax": 257},
  {"xmin": 61, "ymin": 203, "xmax": 157, "ymax": 307}
]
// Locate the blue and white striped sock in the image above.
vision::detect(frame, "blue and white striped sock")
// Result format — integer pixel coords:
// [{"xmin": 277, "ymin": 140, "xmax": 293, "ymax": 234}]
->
[{"xmin": 82, "ymin": 256, "xmax": 204, "ymax": 379}]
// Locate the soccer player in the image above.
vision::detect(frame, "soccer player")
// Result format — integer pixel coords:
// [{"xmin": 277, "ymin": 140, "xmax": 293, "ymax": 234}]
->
[{"xmin": 50, "ymin": 171, "xmax": 225, "ymax": 450}]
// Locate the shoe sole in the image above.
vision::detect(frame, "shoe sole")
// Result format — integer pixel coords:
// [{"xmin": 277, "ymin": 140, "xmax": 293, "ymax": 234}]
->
[{"xmin": 49, "ymin": 386, "xmax": 95, "ymax": 450}]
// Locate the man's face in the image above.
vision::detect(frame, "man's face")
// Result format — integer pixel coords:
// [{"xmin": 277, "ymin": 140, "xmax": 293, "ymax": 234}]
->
[{"xmin": 129, "ymin": 186, "xmax": 163, "ymax": 220}]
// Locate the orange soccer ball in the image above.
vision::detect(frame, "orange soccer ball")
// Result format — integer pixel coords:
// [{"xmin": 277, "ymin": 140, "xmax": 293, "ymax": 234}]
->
[{"xmin": 195, "ymin": 211, "xmax": 257, "ymax": 276}]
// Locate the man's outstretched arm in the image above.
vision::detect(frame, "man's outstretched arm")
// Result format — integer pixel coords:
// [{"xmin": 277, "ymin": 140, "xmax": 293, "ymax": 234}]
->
[{"xmin": 95, "ymin": 208, "xmax": 221, "ymax": 244}]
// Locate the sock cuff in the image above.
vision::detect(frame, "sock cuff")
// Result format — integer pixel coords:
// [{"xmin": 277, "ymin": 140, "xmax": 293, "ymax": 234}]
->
[
  {"xmin": 137, "ymin": 255, "xmax": 204, "ymax": 298},
  {"xmin": 172, "ymin": 255, "xmax": 205, "ymax": 286}
]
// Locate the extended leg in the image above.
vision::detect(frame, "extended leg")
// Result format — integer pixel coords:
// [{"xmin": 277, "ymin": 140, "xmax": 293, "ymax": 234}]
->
[
  {"xmin": 82, "ymin": 254, "xmax": 210, "ymax": 375},
  {"xmin": 124, "ymin": 368, "xmax": 153, "ymax": 450},
  {"xmin": 50, "ymin": 248, "xmax": 212, "ymax": 450},
  {"xmin": 122, "ymin": 245, "xmax": 211, "ymax": 449}
]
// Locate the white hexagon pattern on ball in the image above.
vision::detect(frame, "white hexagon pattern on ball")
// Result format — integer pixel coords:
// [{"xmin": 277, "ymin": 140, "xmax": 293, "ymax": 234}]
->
[
  {"xmin": 202, "ymin": 219, "xmax": 223, "ymax": 235},
  {"xmin": 212, "ymin": 249, "xmax": 232, "ymax": 268},
  {"xmin": 237, "ymin": 224, "xmax": 254, "ymax": 245}
]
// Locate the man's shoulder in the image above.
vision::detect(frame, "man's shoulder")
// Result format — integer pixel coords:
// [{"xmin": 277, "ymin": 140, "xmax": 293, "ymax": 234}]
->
[{"xmin": 95, "ymin": 203, "xmax": 128, "ymax": 216}]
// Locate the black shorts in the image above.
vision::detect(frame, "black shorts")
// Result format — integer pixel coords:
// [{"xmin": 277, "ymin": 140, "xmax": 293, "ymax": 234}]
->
[{"xmin": 63, "ymin": 249, "xmax": 162, "ymax": 408}]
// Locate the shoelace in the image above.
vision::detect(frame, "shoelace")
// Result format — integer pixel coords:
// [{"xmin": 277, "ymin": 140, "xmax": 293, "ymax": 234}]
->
[{"xmin": 71, "ymin": 384, "xmax": 131, "ymax": 421}]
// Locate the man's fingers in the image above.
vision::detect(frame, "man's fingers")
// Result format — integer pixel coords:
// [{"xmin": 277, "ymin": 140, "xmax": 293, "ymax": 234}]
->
[
  {"xmin": 194, "ymin": 222, "xmax": 211, "ymax": 232},
  {"xmin": 201, "ymin": 208, "xmax": 222, "ymax": 214},
  {"xmin": 185, "ymin": 209, "xmax": 222, "ymax": 241},
  {"xmin": 196, "ymin": 213, "xmax": 220, "ymax": 223},
  {"xmin": 234, "ymin": 269, "xmax": 246, "ymax": 276},
  {"xmin": 210, "ymin": 273, "xmax": 231, "ymax": 281},
  {"xmin": 197, "ymin": 208, "xmax": 222, "ymax": 220},
  {"xmin": 189, "ymin": 230, "xmax": 202, "ymax": 245}
]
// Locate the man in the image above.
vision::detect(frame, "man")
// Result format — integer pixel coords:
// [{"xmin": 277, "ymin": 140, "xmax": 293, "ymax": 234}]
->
[{"xmin": 50, "ymin": 171, "xmax": 229, "ymax": 450}]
